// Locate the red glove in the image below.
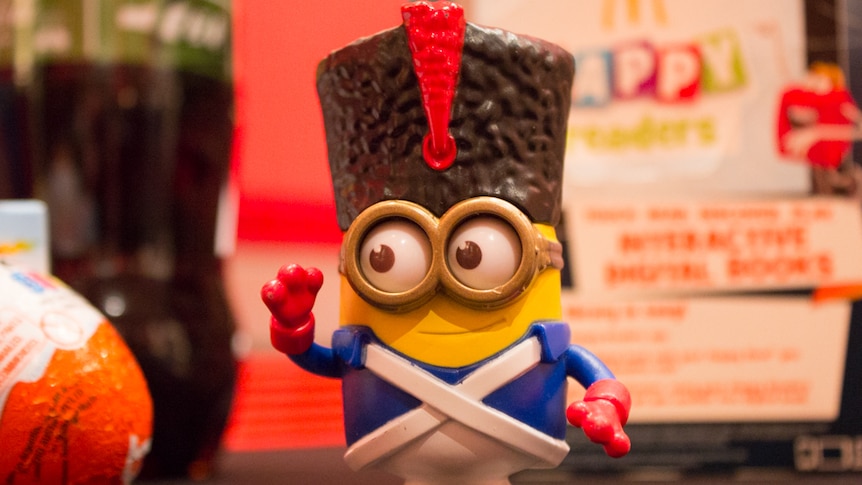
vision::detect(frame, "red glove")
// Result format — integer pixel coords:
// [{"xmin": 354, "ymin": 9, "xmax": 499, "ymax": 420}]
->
[
  {"xmin": 566, "ymin": 379, "xmax": 632, "ymax": 458},
  {"xmin": 261, "ymin": 264, "xmax": 323, "ymax": 355}
]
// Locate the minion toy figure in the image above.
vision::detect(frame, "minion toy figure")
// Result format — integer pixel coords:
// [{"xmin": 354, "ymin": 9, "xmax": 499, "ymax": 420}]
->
[{"xmin": 261, "ymin": 2, "xmax": 631, "ymax": 483}]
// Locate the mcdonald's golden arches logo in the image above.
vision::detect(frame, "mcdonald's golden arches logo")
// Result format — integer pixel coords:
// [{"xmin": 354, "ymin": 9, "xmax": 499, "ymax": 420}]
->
[{"xmin": 602, "ymin": 0, "xmax": 668, "ymax": 28}]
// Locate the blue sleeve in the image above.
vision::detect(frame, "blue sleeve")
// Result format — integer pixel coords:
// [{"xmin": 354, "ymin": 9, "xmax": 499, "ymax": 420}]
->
[
  {"xmin": 565, "ymin": 344, "xmax": 615, "ymax": 388},
  {"xmin": 288, "ymin": 342, "xmax": 344, "ymax": 378}
]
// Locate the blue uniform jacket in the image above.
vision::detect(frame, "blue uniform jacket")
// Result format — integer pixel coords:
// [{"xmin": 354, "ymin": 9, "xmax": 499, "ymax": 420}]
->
[{"xmin": 288, "ymin": 322, "xmax": 615, "ymax": 446}]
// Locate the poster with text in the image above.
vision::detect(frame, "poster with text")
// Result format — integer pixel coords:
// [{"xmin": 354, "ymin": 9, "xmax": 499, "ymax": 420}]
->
[
  {"xmin": 564, "ymin": 297, "xmax": 851, "ymax": 423},
  {"xmin": 567, "ymin": 196, "xmax": 862, "ymax": 296},
  {"xmin": 471, "ymin": 0, "xmax": 810, "ymax": 197}
]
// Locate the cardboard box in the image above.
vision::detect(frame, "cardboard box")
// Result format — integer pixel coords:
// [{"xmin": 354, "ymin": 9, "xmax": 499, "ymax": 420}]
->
[{"xmin": 0, "ymin": 200, "xmax": 49, "ymax": 274}]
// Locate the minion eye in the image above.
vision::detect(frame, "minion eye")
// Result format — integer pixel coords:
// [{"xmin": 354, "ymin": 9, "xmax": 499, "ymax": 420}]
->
[
  {"xmin": 447, "ymin": 217, "xmax": 521, "ymax": 290},
  {"xmin": 359, "ymin": 219, "xmax": 431, "ymax": 293}
]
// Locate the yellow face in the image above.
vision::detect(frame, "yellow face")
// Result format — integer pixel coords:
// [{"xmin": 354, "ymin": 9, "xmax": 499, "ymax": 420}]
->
[{"xmin": 339, "ymin": 223, "xmax": 563, "ymax": 368}]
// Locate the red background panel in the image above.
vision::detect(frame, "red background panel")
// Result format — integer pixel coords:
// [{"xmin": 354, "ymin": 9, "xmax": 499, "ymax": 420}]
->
[
  {"xmin": 222, "ymin": 354, "xmax": 345, "ymax": 451},
  {"xmin": 233, "ymin": 0, "xmax": 407, "ymax": 242}
]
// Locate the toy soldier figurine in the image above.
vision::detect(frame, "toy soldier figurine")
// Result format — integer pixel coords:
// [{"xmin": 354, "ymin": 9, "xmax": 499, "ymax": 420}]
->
[{"xmin": 262, "ymin": 2, "xmax": 631, "ymax": 483}]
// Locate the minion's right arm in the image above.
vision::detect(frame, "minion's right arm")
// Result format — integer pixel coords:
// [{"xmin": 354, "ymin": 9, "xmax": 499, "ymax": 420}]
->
[{"xmin": 262, "ymin": 264, "xmax": 343, "ymax": 378}]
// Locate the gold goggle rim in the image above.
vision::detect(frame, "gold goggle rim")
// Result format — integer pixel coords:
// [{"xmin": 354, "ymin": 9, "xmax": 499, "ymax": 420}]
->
[{"xmin": 341, "ymin": 197, "xmax": 563, "ymax": 312}]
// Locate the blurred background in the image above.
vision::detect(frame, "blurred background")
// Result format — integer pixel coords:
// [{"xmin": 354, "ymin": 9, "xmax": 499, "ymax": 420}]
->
[{"xmin": 2, "ymin": 0, "xmax": 862, "ymax": 483}]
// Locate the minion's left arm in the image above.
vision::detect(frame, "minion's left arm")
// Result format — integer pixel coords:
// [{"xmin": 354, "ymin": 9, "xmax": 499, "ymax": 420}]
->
[{"xmin": 564, "ymin": 344, "xmax": 632, "ymax": 458}]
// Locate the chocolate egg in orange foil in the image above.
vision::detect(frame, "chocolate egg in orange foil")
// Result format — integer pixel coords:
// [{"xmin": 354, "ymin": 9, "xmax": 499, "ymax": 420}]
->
[{"xmin": 0, "ymin": 263, "xmax": 153, "ymax": 484}]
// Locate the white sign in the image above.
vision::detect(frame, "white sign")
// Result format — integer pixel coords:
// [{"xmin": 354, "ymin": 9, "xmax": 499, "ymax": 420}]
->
[
  {"xmin": 564, "ymin": 297, "xmax": 851, "ymax": 423},
  {"xmin": 567, "ymin": 197, "xmax": 862, "ymax": 296}
]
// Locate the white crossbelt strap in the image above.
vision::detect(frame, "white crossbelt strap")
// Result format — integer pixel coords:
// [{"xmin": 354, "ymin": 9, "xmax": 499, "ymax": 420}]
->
[{"xmin": 344, "ymin": 338, "xmax": 570, "ymax": 470}]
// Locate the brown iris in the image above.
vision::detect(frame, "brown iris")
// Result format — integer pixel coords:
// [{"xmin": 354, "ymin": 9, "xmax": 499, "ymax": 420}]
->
[
  {"xmin": 455, "ymin": 241, "xmax": 482, "ymax": 269},
  {"xmin": 369, "ymin": 245, "xmax": 395, "ymax": 272}
]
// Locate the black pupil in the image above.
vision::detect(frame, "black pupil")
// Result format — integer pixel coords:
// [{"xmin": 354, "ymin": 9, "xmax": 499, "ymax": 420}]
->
[
  {"xmin": 369, "ymin": 244, "xmax": 395, "ymax": 273},
  {"xmin": 456, "ymin": 241, "xmax": 482, "ymax": 269}
]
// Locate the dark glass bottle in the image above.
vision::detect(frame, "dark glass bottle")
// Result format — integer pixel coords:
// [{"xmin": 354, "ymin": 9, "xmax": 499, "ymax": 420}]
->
[
  {"xmin": 0, "ymin": 0, "xmax": 31, "ymax": 201},
  {"xmin": 28, "ymin": 1, "xmax": 237, "ymax": 479}
]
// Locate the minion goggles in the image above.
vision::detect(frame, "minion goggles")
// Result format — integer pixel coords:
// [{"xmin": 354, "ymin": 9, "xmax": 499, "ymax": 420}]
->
[{"xmin": 340, "ymin": 197, "xmax": 564, "ymax": 312}]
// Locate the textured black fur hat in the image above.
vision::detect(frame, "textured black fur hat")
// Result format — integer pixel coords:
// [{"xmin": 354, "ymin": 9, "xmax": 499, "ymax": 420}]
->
[{"xmin": 316, "ymin": 8, "xmax": 574, "ymax": 231}]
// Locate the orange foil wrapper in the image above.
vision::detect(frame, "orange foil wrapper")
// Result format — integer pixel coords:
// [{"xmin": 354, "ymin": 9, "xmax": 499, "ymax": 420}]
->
[{"xmin": 0, "ymin": 263, "xmax": 153, "ymax": 484}]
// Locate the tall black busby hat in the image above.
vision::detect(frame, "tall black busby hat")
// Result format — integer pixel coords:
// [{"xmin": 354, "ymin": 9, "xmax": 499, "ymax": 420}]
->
[{"xmin": 316, "ymin": 1, "xmax": 574, "ymax": 231}]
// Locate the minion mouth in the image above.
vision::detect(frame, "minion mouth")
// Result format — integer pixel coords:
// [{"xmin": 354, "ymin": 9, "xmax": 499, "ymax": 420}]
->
[{"xmin": 418, "ymin": 318, "xmax": 507, "ymax": 336}]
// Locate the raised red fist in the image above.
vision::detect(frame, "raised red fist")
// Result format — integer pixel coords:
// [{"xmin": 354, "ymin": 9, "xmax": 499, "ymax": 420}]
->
[{"xmin": 261, "ymin": 264, "xmax": 323, "ymax": 355}]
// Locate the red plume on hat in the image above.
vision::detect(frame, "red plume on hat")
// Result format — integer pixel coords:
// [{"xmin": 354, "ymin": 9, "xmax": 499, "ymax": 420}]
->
[{"xmin": 401, "ymin": 1, "xmax": 465, "ymax": 171}]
